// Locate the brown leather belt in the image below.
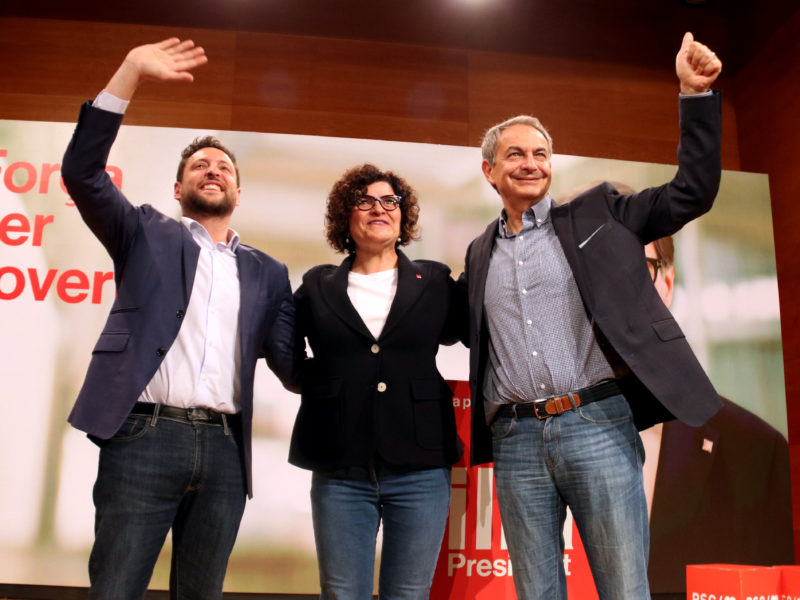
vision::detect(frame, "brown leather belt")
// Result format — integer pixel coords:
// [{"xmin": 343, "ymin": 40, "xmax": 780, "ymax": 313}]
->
[{"xmin": 496, "ymin": 380, "xmax": 622, "ymax": 420}]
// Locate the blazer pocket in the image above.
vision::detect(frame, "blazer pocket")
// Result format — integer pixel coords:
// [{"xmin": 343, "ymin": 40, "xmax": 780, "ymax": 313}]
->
[
  {"xmin": 92, "ymin": 332, "xmax": 130, "ymax": 353},
  {"xmin": 651, "ymin": 317, "xmax": 685, "ymax": 341},
  {"xmin": 411, "ymin": 378, "xmax": 450, "ymax": 450},
  {"xmin": 577, "ymin": 222, "xmax": 608, "ymax": 249}
]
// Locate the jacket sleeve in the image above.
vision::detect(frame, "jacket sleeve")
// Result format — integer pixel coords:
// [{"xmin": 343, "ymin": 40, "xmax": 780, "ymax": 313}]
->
[
  {"xmin": 61, "ymin": 101, "xmax": 140, "ymax": 262},
  {"xmin": 606, "ymin": 92, "xmax": 723, "ymax": 243},
  {"xmin": 262, "ymin": 263, "xmax": 300, "ymax": 394}
]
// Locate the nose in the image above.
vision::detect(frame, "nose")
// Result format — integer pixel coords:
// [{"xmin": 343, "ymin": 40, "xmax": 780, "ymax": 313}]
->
[
  {"xmin": 522, "ymin": 152, "xmax": 538, "ymax": 171},
  {"xmin": 369, "ymin": 198, "xmax": 387, "ymax": 213}
]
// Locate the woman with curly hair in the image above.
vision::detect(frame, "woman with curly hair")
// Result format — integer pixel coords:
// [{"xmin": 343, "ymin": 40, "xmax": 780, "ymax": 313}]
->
[{"xmin": 289, "ymin": 163, "xmax": 465, "ymax": 599}]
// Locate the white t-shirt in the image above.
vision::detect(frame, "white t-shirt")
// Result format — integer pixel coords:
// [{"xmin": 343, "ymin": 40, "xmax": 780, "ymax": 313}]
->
[{"xmin": 347, "ymin": 268, "xmax": 399, "ymax": 339}]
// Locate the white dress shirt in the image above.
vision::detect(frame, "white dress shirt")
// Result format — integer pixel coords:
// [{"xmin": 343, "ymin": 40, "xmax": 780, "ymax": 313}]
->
[{"xmin": 138, "ymin": 218, "xmax": 242, "ymax": 413}]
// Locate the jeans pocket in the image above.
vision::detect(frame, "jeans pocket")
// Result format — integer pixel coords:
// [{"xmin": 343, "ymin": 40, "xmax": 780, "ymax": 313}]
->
[
  {"xmin": 490, "ymin": 415, "xmax": 516, "ymax": 440},
  {"xmin": 577, "ymin": 394, "xmax": 631, "ymax": 424},
  {"xmin": 108, "ymin": 414, "xmax": 151, "ymax": 443}
]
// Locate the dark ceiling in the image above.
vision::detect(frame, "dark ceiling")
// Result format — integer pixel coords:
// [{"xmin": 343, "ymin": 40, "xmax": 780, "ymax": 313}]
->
[{"xmin": 2, "ymin": 0, "xmax": 797, "ymax": 75}]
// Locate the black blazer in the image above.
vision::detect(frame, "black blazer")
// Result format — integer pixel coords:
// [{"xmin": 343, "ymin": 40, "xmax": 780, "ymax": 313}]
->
[
  {"xmin": 288, "ymin": 251, "xmax": 465, "ymax": 471},
  {"xmin": 648, "ymin": 397, "xmax": 794, "ymax": 593},
  {"xmin": 62, "ymin": 102, "xmax": 297, "ymax": 497},
  {"xmin": 462, "ymin": 93, "xmax": 724, "ymax": 466}
]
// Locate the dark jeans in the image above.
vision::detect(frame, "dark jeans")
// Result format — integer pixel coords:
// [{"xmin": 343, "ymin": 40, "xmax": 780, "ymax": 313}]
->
[{"xmin": 88, "ymin": 410, "xmax": 247, "ymax": 600}]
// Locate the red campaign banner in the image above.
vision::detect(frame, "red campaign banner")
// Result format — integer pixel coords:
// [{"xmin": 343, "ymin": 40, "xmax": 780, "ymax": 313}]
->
[
  {"xmin": 431, "ymin": 381, "xmax": 599, "ymax": 600},
  {"xmin": 686, "ymin": 564, "xmax": 781, "ymax": 600},
  {"xmin": 780, "ymin": 566, "xmax": 800, "ymax": 599}
]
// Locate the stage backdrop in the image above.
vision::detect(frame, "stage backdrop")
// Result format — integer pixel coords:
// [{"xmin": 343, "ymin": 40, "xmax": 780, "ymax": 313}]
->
[{"xmin": 0, "ymin": 114, "xmax": 787, "ymax": 593}]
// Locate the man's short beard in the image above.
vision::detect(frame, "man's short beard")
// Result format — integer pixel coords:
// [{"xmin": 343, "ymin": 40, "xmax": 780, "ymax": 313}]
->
[{"xmin": 181, "ymin": 190, "xmax": 237, "ymax": 218}]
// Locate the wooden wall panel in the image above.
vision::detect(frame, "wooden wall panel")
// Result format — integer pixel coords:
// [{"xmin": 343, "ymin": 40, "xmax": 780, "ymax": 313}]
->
[
  {"xmin": 0, "ymin": 18, "xmax": 238, "ymax": 129},
  {"xmin": 0, "ymin": 16, "xmax": 742, "ymax": 166},
  {"xmin": 467, "ymin": 49, "xmax": 740, "ymax": 168},
  {"xmin": 732, "ymin": 8, "xmax": 800, "ymax": 560},
  {"xmin": 231, "ymin": 32, "xmax": 470, "ymax": 143}
]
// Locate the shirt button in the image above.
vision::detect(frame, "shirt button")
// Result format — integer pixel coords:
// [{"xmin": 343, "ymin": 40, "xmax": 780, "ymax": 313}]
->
[
  {"xmin": 176, "ymin": 309, "xmax": 185, "ymax": 319},
  {"xmin": 532, "ymin": 351, "xmax": 538, "ymax": 356},
  {"xmin": 519, "ymin": 235, "xmax": 524, "ymax": 241},
  {"xmin": 377, "ymin": 382, "xmax": 387, "ymax": 392},
  {"xmin": 540, "ymin": 383, "xmax": 546, "ymax": 390},
  {"xmin": 156, "ymin": 347, "xmax": 165, "ymax": 357},
  {"xmin": 518, "ymin": 261, "xmax": 523, "ymax": 266},
  {"xmin": 371, "ymin": 344, "xmax": 380, "ymax": 354},
  {"xmin": 522, "ymin": 289, "xmax": 527, "ymax": 294},
  {"xmin": 526, "ymin": 319, "xmax": 532, "ymax": 325}
]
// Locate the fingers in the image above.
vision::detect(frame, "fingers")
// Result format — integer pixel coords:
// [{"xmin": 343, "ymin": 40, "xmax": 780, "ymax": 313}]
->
[
  {"xmin": 681, "ymin": 31, "xmax": 722, "ymax": 76},
  {"xmin": 173, "ymin": 47, "xmax": 208, "ymax": 72},
  {"xmin": 679, "ymin": 31, "xmax": 694, "ymax": 54}
]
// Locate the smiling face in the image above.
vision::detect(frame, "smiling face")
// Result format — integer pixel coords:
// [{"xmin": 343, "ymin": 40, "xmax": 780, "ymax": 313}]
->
[
  {"xmin": 349, "ymin": 180, "xmax": 402, "ymax": 254},
  {"xmin": 482, "ymin": 124, "xmax": 552, "ymax": 210},
  {"xmin": 174, "ymin": 147, "xmax": 241, "ymax": 219}
]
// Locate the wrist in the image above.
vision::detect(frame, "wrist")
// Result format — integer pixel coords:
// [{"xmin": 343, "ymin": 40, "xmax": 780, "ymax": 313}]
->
[
  {"xmin": 103, "ymin": 60, "xmax": 142, "ymax": 101},
  {"xmin": 680, "ymin": 80, "xmax": 710, "ymax": 95}
]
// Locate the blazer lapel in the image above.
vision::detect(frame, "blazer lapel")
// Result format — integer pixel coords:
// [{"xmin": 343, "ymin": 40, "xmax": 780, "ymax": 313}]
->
[
  {"xmin": 551, "ymin": 202, "xmax": 581, "ymax": 282},
  {"xmin": 235, "ymin": 245, "xmax": 264, "ymax": 352},
  {"xmin": 180, "ymin": 224, "xmax": 201, "ymax": 305},
  {"xmin": 321, "ymin": 254, "xmax": 374, "ymax": 339},
  {"xmin": 469, "ymin": 220, "xmax": 498, "ymax": 333},
  {"xmin": 380, "ymin": 251, "xmax": 428, "ymax": 340}
]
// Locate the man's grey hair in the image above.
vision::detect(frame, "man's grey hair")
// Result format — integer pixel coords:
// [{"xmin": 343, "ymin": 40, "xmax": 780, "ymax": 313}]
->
[{"xmin": 480, "ymin": 115, "xmax": 554, "ymax": 165}]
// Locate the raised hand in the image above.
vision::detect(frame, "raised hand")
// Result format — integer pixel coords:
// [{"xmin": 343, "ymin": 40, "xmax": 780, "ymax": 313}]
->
[
  {"xmin": 104, "ymin": 38, "xmax": 208, "ymax": 100},
  {"xmin": 675, "ymin": 32, "xmax": 722, "ymax": 95}
]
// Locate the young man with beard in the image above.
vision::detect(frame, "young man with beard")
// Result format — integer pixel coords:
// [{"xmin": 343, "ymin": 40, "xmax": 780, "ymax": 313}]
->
[{"xmin": 61, "ymin": 38, "xmax": 296, "ymax": 599}]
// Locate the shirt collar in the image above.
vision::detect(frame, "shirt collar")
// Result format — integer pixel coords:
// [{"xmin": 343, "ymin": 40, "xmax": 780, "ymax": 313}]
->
[
  {"xmin": 497, "ymin": 194, "xmax": 553, "ymax": 238},
  {"xmin": 181, "ymin": 216, "xmax": 240, "ymax": 253}
]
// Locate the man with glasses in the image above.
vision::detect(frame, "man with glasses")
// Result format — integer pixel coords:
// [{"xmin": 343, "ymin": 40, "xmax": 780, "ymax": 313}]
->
[
  {"xmin": 460, "ymin": 33, "xmax": 723, "ymax": 598},
  {"xmin": 62, "ymin": 38, "xmax": 296, "ymax": 598},
  {"xmin": 640, "ymin": 236, "xmax": 793, "ymax": 597}
]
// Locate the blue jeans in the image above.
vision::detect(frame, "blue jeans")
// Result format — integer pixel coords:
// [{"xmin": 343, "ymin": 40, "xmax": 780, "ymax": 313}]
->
[
  {"xmin": 311, "ymin": 462, "xmax": 451, "ymax": 600},
  {"xmin": 88, "ymin": 410, "xmax": 247, "ymax": 600},
  {"xmin": 491, "ymin": 394, "xmax": 649, "ymax": 599}
]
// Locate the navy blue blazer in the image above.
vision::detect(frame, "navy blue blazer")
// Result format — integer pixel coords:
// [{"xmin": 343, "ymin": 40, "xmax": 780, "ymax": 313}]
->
[
  {"xmin": 61, "ymin": 102, "xmax": 296, "ymax": 496},
  {"xmin": 462, "ymin": 93, "xmax": 724, "ymax": 466},
  {"xmin": 288, "ymin": 252, "xmax": 465, "ymax": 471}
]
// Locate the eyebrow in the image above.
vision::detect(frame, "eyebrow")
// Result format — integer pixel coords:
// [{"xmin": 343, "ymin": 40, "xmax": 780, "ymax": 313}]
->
[{"xmin": 504, "ymin": 144, "xmax": 548, "ymax": 154}]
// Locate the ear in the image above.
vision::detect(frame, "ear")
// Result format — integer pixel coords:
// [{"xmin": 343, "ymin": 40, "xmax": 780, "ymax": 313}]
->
[
  {"xmin": 235, "ymin": 187, "xmax": 242, "ymax": 207},
  {"xmin": 481, "ymin": 159, "xmax": 496, "ymax": 186},
  {"xmin": 661, "ymin": 265, "xmax": 675, "ymax": 309},
  {"xmin": 174, "ymin": 181, "xmax": 182, "ymax": 202}
]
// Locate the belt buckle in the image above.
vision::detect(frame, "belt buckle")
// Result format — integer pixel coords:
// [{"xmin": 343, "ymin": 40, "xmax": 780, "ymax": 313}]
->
[
  {"xmin": 532, "ymin": 398, "xmax": 552, "ymax": 420},
  {"xmin": 533, "ymin": 393, "xmax": 578, "ymax": 419},
  {"xmin": 186, "ymin": 407, "xmax": 210, "ymax": 421}
]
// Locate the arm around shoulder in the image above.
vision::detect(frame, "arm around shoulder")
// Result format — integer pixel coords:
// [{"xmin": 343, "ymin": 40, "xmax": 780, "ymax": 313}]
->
[{"xmin": 262, "ymin": 262, "xmax": 300, "ymax": 394}]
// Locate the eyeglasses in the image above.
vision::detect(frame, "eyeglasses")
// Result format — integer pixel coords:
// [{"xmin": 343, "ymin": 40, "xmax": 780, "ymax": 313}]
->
[
  {"xmin": 646, "ymin": 257, "xmax": 663, "ymax": 283},
  {"xmin": 354, "ymin": 194, "xmax": 402, "ymax": 211}
]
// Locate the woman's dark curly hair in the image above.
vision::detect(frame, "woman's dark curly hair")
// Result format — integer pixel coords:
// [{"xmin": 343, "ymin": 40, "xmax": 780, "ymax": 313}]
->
[{"xmin": 325, "ymin": 163, "xmax": 420, "ymax": 254}]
